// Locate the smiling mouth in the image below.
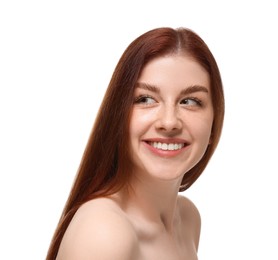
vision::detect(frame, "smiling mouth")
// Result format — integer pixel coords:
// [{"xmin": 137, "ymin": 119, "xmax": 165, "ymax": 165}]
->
[{"xmin": 147, "ymin": 141, "xmax": 185, "ymax": 151}]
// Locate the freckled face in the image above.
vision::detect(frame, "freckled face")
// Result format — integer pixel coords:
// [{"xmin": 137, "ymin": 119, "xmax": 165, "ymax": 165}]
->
[{"xmin": 129, "ymin": 55, "xmax": 214, "ymax": 184}]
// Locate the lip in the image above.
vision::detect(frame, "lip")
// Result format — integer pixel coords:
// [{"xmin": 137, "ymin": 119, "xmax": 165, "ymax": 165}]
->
[
  {"xmin": 144, "ymin": 138, "xmax": 189, "ymax": 144},
  {"xmin": 143, "ymin": 138, "xmax": 190, "ymax": 158}
]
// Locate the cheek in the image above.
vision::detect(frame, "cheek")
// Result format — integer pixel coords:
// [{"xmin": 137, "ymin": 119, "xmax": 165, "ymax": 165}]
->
[
  {"xmin": 129, "ymin": 109, "xmax": 157, "ymax": 135},
  {"xmin": 191, "ymin": 114, "xmax": 214, "ymax": 145},
  {"xmin": 129, "ymin": 111, "xmax": 148, "ymax": 150}
]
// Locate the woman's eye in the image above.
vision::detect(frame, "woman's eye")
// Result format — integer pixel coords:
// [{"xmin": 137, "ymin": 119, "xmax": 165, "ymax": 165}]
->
[
  {"xmin": 134, "ymin": 95, "xmax": 156, "ymax": 105},
  {"xmin": 180, "ymin": 98, "xmax": 202, "ymax": 107}
]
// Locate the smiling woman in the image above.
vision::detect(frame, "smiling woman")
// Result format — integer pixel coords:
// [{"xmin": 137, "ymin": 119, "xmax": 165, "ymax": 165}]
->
[
  {"xmin": 130, "ymin": 55, "xmax": 214, "ymax": 185},
  {"xmin": 46, "ymin": 27, "xmax": 224, "ymax": 260}
]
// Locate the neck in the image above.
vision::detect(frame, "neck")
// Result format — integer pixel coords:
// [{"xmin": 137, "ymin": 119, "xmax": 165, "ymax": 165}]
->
[{"xmin": 123, "ymin": 176, "xmax": 182, "ymax": 232}]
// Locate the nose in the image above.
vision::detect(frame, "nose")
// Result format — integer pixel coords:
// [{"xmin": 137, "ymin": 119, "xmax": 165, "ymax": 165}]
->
[{"xmin": 155, "ymin": 105, "xmax": 182, "ymax": 133}]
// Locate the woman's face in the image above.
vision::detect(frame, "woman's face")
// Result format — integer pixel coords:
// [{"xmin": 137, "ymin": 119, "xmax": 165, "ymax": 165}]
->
[{"xmin": 129, "ymin": 54, "xmax": 213, "ymax": 184}]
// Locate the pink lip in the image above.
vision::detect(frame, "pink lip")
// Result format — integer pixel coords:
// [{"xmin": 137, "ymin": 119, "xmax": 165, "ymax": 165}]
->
[
  {"xmin": 142, "ymin": 138, "xmax": 190, "ymax": 158},
  {"xmin": 143, "ymin": 138, "xmax": 188, "ymax": 144}
]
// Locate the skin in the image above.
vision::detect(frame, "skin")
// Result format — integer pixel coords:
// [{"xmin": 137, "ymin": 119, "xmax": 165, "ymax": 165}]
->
[{"xmin": 56, "ymin": 54, "xmax": 214, "ymax": 260}]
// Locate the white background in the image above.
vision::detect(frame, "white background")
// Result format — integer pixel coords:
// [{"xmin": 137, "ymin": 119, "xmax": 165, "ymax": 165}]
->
[{"xmin": 1, "ymin": 0, "xmax": 277, "ymax": 259}]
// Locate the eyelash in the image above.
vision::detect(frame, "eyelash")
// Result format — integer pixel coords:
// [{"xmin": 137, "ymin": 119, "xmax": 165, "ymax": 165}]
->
[
  {"xmin": 134, "ymin": 95, "xmax": 203, "ymax": 107},
  {"xmin": 180, "ymin": 97, "xmax": 203, "ymax": 107},
  {"xmin": 134, "ymin": 95, "xmax": 156, "ymax": 104}
]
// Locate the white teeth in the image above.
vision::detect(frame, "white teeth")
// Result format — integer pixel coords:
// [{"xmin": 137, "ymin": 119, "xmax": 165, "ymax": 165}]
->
[{"xmin": 150, "ymin": 142, "xmax": 184, "ymax": 151}]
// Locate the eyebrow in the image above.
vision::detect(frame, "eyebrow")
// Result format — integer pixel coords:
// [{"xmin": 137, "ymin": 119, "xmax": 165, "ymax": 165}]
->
[
  {"xmin": 136, "ymin": 82, "xmax": 160, "ymax": 93},
  {"xmin": 180, "ymin": 85, "xmax": 209, "ymax": 95},
  {"xmin": 136, "ymin": 82, "xmax": 209, "ymax": 95}
]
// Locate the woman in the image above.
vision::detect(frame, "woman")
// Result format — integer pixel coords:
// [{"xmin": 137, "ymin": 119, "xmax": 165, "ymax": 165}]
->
[{"xmin": 47, "ymin": 27, "xmax": 224, "ymax": 259}]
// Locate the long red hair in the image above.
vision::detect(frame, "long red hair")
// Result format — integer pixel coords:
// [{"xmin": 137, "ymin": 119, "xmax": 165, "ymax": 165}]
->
[{"xmin": 46, "ymin": 27, "xmax": 224, "ymax": 259}]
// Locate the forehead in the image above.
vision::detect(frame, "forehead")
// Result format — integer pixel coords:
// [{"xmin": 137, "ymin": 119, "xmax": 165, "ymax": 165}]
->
[{"xmin": 138, "ymin": 55, "xmax": 210, "ymax": 90}]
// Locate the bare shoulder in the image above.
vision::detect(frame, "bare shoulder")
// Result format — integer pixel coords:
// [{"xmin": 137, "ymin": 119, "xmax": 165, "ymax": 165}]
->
[
  {"xmin": 178, "ymin": 195, "xmax": 201, "ymax": 222},
  {"xmin": 57, "ymin": 198, "xmax": 139, "ymax": 260},
  {"xmin": 178, "ymin": 195, "xmax": 201, "ymax": 250}
]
